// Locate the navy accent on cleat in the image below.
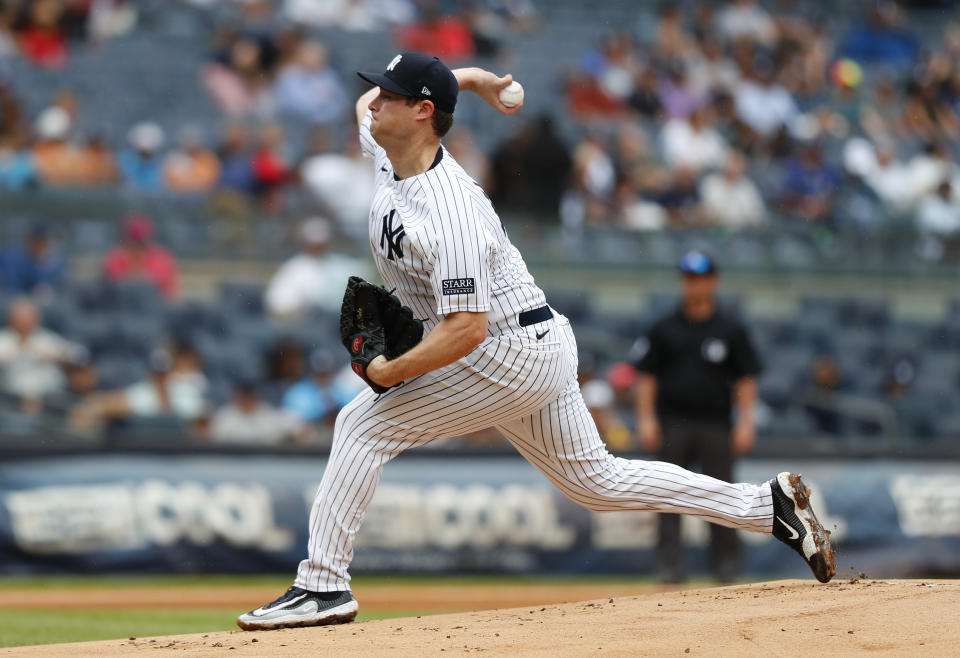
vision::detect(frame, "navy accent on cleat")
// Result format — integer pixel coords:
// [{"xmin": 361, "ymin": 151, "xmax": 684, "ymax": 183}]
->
[
  {"xmin": 237, "ymin": 587, "xmax": 358, "ymax": 631},
  {"xmin": 769, "ymin": 472, "xmax": 836, "ymax": 584}
]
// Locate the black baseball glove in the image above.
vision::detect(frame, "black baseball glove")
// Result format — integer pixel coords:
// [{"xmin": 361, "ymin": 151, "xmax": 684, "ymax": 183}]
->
[{"xmin": 340, "ymin": 276, "xmax": 424, "ymax": 394}]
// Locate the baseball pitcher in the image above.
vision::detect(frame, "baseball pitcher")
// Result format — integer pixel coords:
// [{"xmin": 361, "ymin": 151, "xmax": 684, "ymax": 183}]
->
[{"xmin": 238, "ymin": 53, "xmax": 835, "ymax": 631}]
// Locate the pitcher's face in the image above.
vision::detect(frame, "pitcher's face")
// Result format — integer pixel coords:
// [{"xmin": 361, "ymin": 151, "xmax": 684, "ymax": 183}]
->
[{"xmin": 368, "ymin": 89, "xmax": 419, "ymax": 145}]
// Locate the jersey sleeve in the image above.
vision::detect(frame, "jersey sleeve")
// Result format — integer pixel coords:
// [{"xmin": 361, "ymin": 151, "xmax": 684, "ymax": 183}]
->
[
  {"xmin": 358, "ymin": 111, "xmax": 381, "ymax": 159},
  {"xmin": 426, "ymin": 204, "xmax": 495, "ymax": 316},
  {"xmin": 632, "ymin": 322, "xmax": 665, "ymax": 376}
]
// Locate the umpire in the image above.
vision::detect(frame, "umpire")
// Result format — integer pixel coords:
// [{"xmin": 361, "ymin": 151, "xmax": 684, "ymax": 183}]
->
[{"xmin": 631, "ymin": 251, "xmax": 761, "ymax": 583}]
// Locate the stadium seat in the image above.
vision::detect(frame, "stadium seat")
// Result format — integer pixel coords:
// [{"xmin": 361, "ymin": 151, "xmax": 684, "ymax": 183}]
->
[
  {"xmin": 226, "ymin": 316, "xmax": 277, "ymax": 354},
  {"xmin": 725, "ymin": 233, "xmax": 769, "ymax": 269},
  {"xmin": 838, "ymin": 297, "xmax": 890, "ymax": 329},
  {"xmin": 67, "ymin": 219, "xmax": 116, "ymax": 252},
  {"xmin": 201, "ymin": 336, "xmax": 265, "ymax": 383},
  {"xmin": 603, "ymin": 313, "xmax": 649, "ymax": 341},
  {"xmin": 114, "ymin": 313, "xmax": 165, "ymax": 358},
  {"xmin": 947, "ymin": 297, "xmax": 960, "ymax": 320},
  {"xmin": 166, "ymin": 302, "xmax": 231, "ymax": 344},
  {"xmin": 849, "ymin": 367, "xmax": 886, "ymax": 397},
  {"xmin": 0, "ymin": 411, "xmax": 49, "ymax": 438},
  {"xmin": 771, "ymin": 234, "xmax": 820, "ymax": 269},
  {"xmin": 795, "ymin": 306, "xmax": 847, "ymax": 352},
  {"xmin": 933, "ymin": 412, "xmax": 960, "ymax": 440},
  {"xmin": 799, "ymin": 297, "xmax": 843, "ymax": 318},
  {"xmin": 96, "ymin": 355, "xmax": 149, "ymax": 390},
  {"xmin": 67, "ymin": 281, "xmax": 112, "ymax": 313},
  {"xmin": 642, "ymin": 292, "xmax": 678, "ymax": 320},
  {"xmin": 913, "ymin": 356, "xmax": 960, "ymax": 397},
  {"xmin": 895, "ymin": 394, "xmax": 948, "ymax": 441},
  {"xmin": 763, "ymin": 408, "xmax": 815, "ymax": 439},
  {"xmin": 106, "ymin": 280, "xmax": 165, "ymax": 315},
  {"xmin": 65, "ymin": 315, "xmax": 116, "ymax": 356},
  {"xmin": 830, "ymin": 327, "xmax": 879, "ymax": 362},
  {"xmin": 219, "ymin": 282, "xmax": 266, "ymax": 317},
  {"xmin": 757, "ymin": 368, "xmax": 802, "ymax": 410},
  {"xmin": 765, "ymin": 346, "xmax": 815, "ymax": 377},
  {"xmin": 880, "ymin": 321, "xmax": 933, "ymax": 357},
  {"xmin": 38, "ymin": 300, "xmax": 72, "ymax": 334},
  {"xmin": 304, "ymin": 307, "xmax": 343, "ymax": 340},
  {"xmin": 105, "ymin": 414, "xmax": 191, "ymax": 445}
]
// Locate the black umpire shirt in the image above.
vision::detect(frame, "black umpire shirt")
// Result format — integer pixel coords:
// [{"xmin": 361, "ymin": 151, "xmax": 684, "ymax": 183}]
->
[{"xmin": 632, "ymin": 307, "xmax": 761, "ymax": 424}]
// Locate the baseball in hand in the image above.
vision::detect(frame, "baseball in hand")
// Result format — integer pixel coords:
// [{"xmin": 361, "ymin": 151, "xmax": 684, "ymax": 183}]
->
[{"xmin": 498, "ymin": 80, "xmax": 524, "ymax": 108}]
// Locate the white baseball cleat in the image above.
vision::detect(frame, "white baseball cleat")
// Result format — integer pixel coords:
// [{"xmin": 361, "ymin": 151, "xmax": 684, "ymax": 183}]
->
[
  {"xmin": 237, "ymin": 587, "xmax": 358, "ymax": 631},
  {"xmin": 769, "ymin": 472, "xmax": 836, "ymax": 583}
]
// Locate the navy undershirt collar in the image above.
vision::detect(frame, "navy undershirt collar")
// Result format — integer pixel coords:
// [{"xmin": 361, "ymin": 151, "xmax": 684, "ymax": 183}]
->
[{"xmin": 393, "ymin": 146, "xmax": 444, "ymax": 181}]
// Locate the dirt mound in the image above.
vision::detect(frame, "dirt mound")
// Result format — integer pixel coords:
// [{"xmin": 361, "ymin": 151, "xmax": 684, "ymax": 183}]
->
[{"xmin": 7, "ymin": 579, "xmax": 958, "ymax": 656}]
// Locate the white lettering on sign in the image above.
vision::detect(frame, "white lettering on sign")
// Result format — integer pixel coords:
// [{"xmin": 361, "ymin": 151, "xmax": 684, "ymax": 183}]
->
[
  {"xmin": 889, "ymin": 475, "xmax": 960, "ymax": 537},
  {"xmin": 4, "ymin": 481, "xmax": 293, "ymax": 554},
  {"xmin": 338, "ymin": 483, "xmax": 576, "ymax": 550},
  {"xmin": 5, "ymin": 484, "xmax": 141, "ymax": 553}
]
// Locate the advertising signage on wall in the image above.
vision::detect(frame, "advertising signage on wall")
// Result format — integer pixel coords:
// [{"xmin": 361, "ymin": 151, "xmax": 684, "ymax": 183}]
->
[{"xmin": 1, "ymin": 456, "xmax": 958, "ymax": 577}]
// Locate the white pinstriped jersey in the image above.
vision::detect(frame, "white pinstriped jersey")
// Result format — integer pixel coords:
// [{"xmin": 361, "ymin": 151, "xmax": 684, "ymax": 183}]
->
[
  {"xmin": 291, "ymin": 113, "xmax": 779, "ymax": 597},
  {"xmin": 359, "ymin": 112, "xmax": 546, "ymax": 336}
]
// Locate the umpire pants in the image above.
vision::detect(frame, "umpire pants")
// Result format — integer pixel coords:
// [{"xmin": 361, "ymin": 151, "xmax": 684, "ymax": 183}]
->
[{"xmin": 657, "ymin": 416, "xmax": 740, "ymax": 582}]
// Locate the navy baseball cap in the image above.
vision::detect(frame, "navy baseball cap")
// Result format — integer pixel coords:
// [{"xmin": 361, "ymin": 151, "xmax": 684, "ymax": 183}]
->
[
  {"xmin": 358, "ymin": 52, "xmax": 458, "ymax": 114},
  {"xmin": 679, "ymin": 250, "xmax": 717, "ymax": 275}
]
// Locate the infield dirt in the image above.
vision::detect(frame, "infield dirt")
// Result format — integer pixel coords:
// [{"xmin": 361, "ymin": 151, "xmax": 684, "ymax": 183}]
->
[{"xmin": 5, "ymin": 579, "xmax": 958, "ymax": 656}]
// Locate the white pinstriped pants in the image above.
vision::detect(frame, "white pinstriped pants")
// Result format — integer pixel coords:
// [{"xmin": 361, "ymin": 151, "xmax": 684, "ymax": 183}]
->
[{"xmin": 295, "ymin": 314, "xmax": 774, "ymax": 592}]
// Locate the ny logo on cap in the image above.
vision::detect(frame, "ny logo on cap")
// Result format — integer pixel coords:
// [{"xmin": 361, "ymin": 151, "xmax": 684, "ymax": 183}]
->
[{"xmin": 387, "ymin": 54, "xmax": 402, "ymax": 71}]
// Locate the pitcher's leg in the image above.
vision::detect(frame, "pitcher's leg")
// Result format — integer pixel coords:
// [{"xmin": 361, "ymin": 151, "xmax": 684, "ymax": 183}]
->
[
  {"xmin": 294, "ymin": 388, "xmax": 433, "ymax": 592},
  {"xmin": 497, "ymin": 380, "xmax": 774, "ymax": 533},
  {"xmin": 294, "ymin": 340, "xmax": 568, "ymax": 593}
]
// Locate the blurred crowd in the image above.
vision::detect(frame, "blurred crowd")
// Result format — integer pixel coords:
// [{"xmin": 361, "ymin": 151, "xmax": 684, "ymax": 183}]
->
[
  {"xmin": 3, "ymin": 209, "xmax": 959, "ymax": 448},
  {"xmin": 0, "ymin": 0, "xmax": 534, "ymax": 227},
  {"xmin": 0, "ymin": 213, "xmax": 373, "ymax": 446},
  {"xmin": 2, "ymin": 0, "xmax": 960, "ymax": 448},
  {"xmin": 0, "ymin": 292, "xmax": 367, "ymax": 446},
  {"xmin": 0, "ymin": 0, "xmax": 137, "ymax": 69},
  {"xmin": 558, "ymin": 0, "xmax": 960, "ymax": 238},
  {"xmin": 0, "ymin": 82, "xmax": 374, "ymax": 221},
  {"xmin": 0, "ymin": 0, "xmax": 958, "ymax": 239}
]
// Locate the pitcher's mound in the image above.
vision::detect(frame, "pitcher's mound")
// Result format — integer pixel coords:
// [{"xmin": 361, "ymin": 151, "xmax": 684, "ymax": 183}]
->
[{"xmin": 8, "ymin": 579, "xmax": 959, "ymax": 656}]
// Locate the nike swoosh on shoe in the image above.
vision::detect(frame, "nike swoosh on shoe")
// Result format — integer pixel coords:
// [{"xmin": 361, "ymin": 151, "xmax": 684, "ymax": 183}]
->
[
  {"xmin": 776, "ymin": 516, "xmax": 800, "ymax": 540},
  {"xmin": 251, "ymin": 593, "xmax": 309, "ymax": 617}
]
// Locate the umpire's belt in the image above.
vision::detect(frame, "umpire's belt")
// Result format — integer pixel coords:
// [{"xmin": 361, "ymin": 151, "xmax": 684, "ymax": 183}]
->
[{"xmin": 519, "ymin": 306, "xmax": 553, "ymax": 327}]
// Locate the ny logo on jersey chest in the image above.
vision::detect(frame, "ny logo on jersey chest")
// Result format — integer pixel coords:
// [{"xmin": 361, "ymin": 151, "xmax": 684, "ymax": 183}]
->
[{"xmin": 380, "ymin": 208, "xmax": 405, "ymax": 261}]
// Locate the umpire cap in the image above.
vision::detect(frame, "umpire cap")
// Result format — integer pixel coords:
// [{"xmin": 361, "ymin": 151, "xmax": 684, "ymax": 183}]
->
[
  {"xmin": 679, "ymin": 250, "xmax": 717, "ymax": 276},
  {"xmin": 358, "ymin": 52, "xmax": 458, "ymax": 114}
]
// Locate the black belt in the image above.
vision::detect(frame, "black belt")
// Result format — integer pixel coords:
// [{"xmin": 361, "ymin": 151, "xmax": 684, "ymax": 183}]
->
[{"xmin": 519, "ymin": 306, "xmax": 553, "ymax": 327}]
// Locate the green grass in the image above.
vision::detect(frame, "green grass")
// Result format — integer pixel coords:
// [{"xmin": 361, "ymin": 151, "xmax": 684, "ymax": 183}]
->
[
  {"xmin": 0, "ymin": 608, "xmax": 240, "ymax": 648},
  {"xmin": 0, "ymin": 574, "xmax": 290, "ymax": 590},
  {"xmin": 0, "ymin": 573, "xmax": 692, "ymax": 648},
  {"xmin": 0, "ymin": 608, "xmax": 438, "ymax": 648},
  {"xmin": 0, "ymin": 573, "xmax": 659, "ymax": 590}
]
